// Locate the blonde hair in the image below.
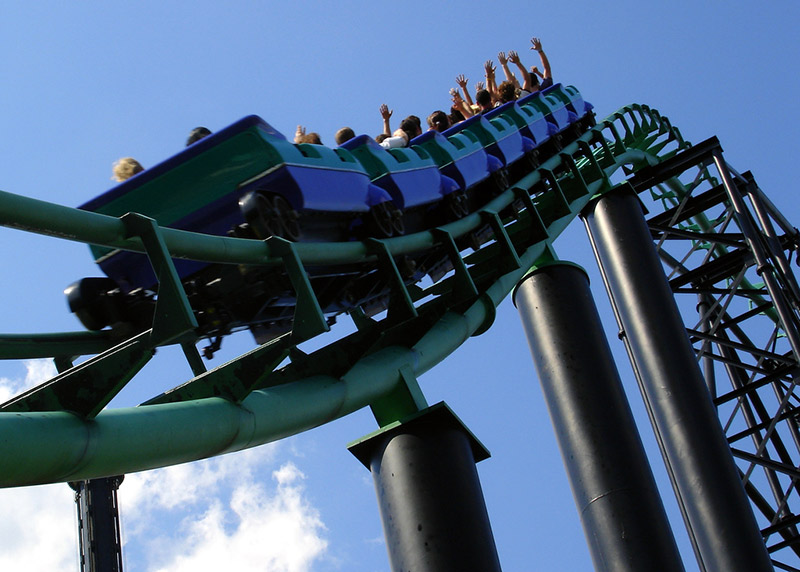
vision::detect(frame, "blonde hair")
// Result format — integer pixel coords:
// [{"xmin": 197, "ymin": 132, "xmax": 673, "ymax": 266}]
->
[{"xmin": 111, "ymin": 157, "xmax": 144, "ymax": 182}]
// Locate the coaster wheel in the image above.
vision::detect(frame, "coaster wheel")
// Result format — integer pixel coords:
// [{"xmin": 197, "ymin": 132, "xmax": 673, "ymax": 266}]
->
[
  {"xmin": 275, "ymin": 196, "xmax": 301, "ymax": 241},
  {"xmin": 368, "ymin": 201, "xmax": 396, "ymax": 238},
  {"xmin": 391, "ymin": 206, "xmax": 405, "ymax": 236},
  {"xmin": 491, "ymin": 168, "xmax": 510, "ymax": 195},
  {"xmin": 240, "ymin": 192, "xmax": 300, "ymax": 241},
  {"xmin": 65, "ymin": 277, "xmax": 121, "ymax": 331},
  {"xmin": 443, "ymin": 191, "xmax": 469, "ymax": 221}
]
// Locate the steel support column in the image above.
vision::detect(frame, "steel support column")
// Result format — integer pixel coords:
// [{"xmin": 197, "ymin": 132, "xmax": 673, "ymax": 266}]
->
[
  {"xmin": 583, "ymin": 185, "xmax": 772, "ymax": 571},
  {"xmin": 349, "ymin": 403, "xmax": 501, "ymax": 572},
  {"xmin": 514, "ymin": 261, "xmax": 684, "ymax": 571},
  {"xmin": 69, "ymin": 476, "xmax": 125, "ymax": 572}
]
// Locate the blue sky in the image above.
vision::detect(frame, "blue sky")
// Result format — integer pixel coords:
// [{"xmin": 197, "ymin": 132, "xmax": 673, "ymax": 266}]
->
[{"xmin": 0, "ymin": 2, "xmax": 799, "ymax": 570}]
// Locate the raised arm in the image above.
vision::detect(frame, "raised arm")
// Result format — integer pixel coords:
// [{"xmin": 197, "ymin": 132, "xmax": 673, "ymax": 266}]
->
[
  {"xmin": 455, "ymin": 74, "xmax": 473, "ymax": 107},
  {"xmin": 530, "ymin": 37, "xmax": 551, "ymax": 80},
  {"xmin": 450, "ymin": 88, "xmax": 473, "ymax": 118},
  {"xmin": 379, "ymin": 104, "xmax": 393, "ymax": 136},
  {"xmin": 484, "ymin": 59, "xmax": 498, "ymax": 103},
  {"xmin": 497, "ymin": 51, "xmax": 519, "ymax": 88},
  {"xmin": 508, "ymin": 50, "xmax": 532, "ymax": 92}
]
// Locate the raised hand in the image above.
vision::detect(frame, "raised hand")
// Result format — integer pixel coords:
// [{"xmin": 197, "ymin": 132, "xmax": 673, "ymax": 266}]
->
[
  {"xmin": 530, "ymin": 37, "xmax": 543, "ymax": 52},
  {"xmin": 379, "ymin": 104, "xmax": 393, "ymax": 121},
  {"xmin": 475, "ymin": 80, "xmax": 485, "ymax": 92},
  {"xmin": 455, "ymin": 74, "xmax": 468, "ymax": 89},
  {"xmin": 484, "ymin": 60, "xmax": 496, "ymax": 76},
  {"xmin": 508, "ymin": 50, "xmax": 520, "ymax": 64},
  {"xmin": 497, "ymin": 51, "xmax": 508, "ymax": 65}
]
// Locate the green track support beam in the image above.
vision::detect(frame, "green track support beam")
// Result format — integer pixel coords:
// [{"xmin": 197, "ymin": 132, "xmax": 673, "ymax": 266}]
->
[
  {"xmin": 431, "ymin": 228, "xmax": 479, "ymax": 304},
  {"xmin": 267, "ymin": 237, "xmax": 330, "ymax": 342},
  {"xmin": 366, "ymin": 238, "xmax": 418, "ymax": 322},
  {"xmin": 121, "ymin": 213, "xmax": 198, "ymax": 346},
  {"xmin": 370, "ymin": 365, "xmax": 429, "ymax": 427},
  {"xmin": 480, "ymin": 210, "xmax": 522, "ymax": 273},
  {"xmin": 1, "ymin": 333, "xmax": 153, "ymax": 419},
  {"xmin": 143, "ymin": 336, "xmax": 290, "ymax": 405}
]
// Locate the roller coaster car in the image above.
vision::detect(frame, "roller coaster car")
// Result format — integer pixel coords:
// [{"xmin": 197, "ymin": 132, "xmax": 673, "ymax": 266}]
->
[
  {"xmin": 68, "ymin": 116, "xmax": 401, "ymax": 337},
  {"xmin": 445, "ymin": 113, "xmax": 533, "ymax": 166},
  {"xmin": 485, "ymin": 100, "xmax": 551, "ymax": 149},
  {"xmin": 552, "ymin": 84, "xmax": 593, "ymax": 115},
  {"xmin": 340, "ymin": 135, "xmax": 464, "ymax": 231},
  {"xmin": 518, "ymin": 87, "xmax": 573, "ymax": 137},
  {"xmin": 410, "ymin": 129, "xmax": 503, "ymax": 218},
  {"xmin": 67, "ymin": 86, "xmax": 593, "ymax": 348},
  {"xmin": 80, "ymin": 117, "xmax": 400, "ymax": 289}
]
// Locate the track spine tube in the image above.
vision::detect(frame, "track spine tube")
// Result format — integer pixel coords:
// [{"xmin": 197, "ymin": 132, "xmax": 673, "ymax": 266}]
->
[{"xmin": 583, "ymin": 184, "xmax": 773, "ymax": 571}]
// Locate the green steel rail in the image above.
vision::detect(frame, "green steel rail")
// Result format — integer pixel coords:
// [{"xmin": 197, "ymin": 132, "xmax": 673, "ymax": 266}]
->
[{"xmin": 0, "ymin": 105, "xmax": 687, "ymax": 486}]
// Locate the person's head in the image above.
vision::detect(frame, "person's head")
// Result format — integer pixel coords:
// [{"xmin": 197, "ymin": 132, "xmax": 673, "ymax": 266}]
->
[
  {"xmin": 476, "ymin": 89, "xmax": 492, "ymax": 109},
  {"xmin": 529, "ymin": 70, "xmax": 541, "ymax": 91},
  {"xmin": 392, "ymin": 128, "xmax": 410, "ymax": 144},
  {"xmin": 399, "ymin": 117, "xmax": 421, "ymax": 140},
  {"xmin": 427, "ymin": 110, "xmax": 450, "ymax": 133},
  {"xmin": 402, "ymin": 115, "xmax": 422, "ymax": 138},
  {"xmin": 449, "ymin": 107, "xmax": 465, "ymax": 125},
  {"xmin": 111, "ymin": 157, "xmax": 144, "ymax": 182},
  {"xmin": 186, "ymin": 127, "xmax": 212, "ymax": 146},
  {"xmin": 335, "ymin": 127, "xmax": 356, "ymax": 145},
  {"xmin": 299, "ymin": 132, "xmax": 323, "ymax": 144},
  {"xmin": 498, "ymin": 80, "xmax": 517, "ymax": 104},
  {"xmin": 375, "ymin": 133, "xmax": 390, "ymax": 143}
]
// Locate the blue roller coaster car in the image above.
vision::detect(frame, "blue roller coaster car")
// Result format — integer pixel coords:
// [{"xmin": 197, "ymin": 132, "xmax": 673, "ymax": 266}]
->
[{"xmin": 66, "ymin": 85, "xmax": 593, "ymax": 351}]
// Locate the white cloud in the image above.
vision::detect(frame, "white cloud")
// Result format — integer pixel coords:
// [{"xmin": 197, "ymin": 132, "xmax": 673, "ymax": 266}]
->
[
  {"xmin": 0, "ymin": 361, "xmax": 330, "ymax": 572},
  {"xmin": 122, "ymin": 454, "xmax": 328, "ymax": 572},
  {"xmin": 0, "ymin": 360, "xmax": 77, "ymax": 570},
  {"xmin": 122, "ymin": 447, "xmax": 274, "ymax": 522},
  {"xmin": 0, "ymin": 358, "xmax": 57, "ymax": 402},
  {"xmin": 0, "ymin": 482, "xmax": 77, "ymax": 570}
]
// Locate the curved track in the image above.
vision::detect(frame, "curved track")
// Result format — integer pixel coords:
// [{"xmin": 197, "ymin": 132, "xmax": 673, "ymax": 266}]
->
[
  {"xmin": 0, "ymin": 103, "xmax": 679, "ymax": 481},
  {"xmin": 2, "ymin": 103, "xmax": 800, "ymax": 566}
]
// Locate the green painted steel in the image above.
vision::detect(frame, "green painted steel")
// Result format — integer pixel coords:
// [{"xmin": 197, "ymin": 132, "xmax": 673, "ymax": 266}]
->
[{"xmin": 0, "ymin": 104, "xmax": 685, "ymax": 486}]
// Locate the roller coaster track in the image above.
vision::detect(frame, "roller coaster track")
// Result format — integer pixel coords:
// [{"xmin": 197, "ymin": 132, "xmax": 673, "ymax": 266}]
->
[{"xmin": 2, "ymin": 104, "xmax": 800, "ymax": 568}]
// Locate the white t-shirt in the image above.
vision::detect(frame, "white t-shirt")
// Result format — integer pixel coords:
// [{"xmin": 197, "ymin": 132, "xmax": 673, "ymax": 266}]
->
[{"xmin": 379, "ymin": 135, "xmax": 408, "ymax": 149}]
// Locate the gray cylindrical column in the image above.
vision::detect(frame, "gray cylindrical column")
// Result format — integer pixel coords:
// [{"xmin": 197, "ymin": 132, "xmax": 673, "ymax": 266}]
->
[
  {"xmin": 514, "ymin": 261, "xmax": 685, "ymax": 572},
  {"xmin": 349, "ymin": 403, "xmax": 501, "ymax": 572},
  {"xmin": 583, "ymin": 186, "xmax": 772, "ymax": 572}
]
